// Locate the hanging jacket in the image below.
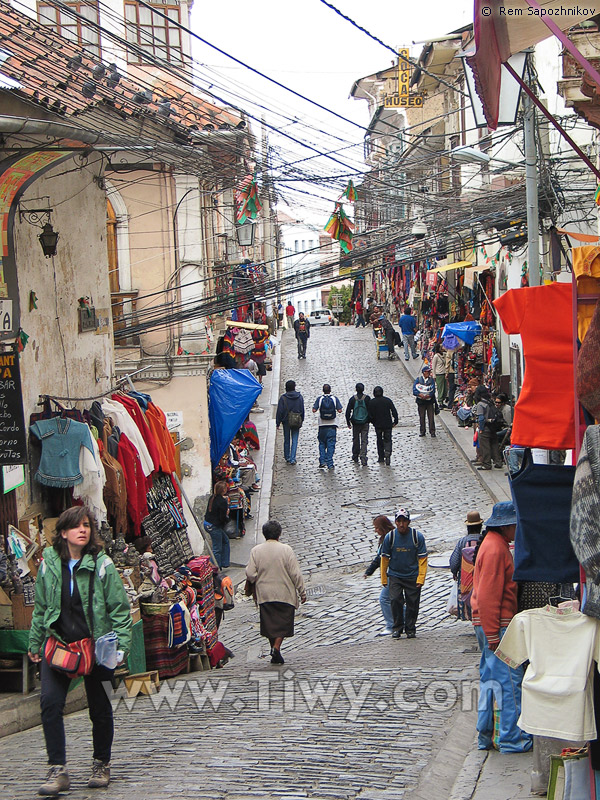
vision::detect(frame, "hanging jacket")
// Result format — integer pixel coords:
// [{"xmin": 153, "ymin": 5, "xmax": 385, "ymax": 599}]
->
[{"xmin": 29, "ymin": 546, "xmax": 132, "ymax": 658}]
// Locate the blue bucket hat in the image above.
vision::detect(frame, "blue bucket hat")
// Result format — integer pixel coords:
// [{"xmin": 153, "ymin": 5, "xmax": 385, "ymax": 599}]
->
[{"xmin": 485, "ymin": 501, "xmax": 517, "ymax": 528}]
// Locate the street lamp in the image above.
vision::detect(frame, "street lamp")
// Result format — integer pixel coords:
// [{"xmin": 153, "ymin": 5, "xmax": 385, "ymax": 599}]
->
[
  {"xmin": 38, "ymin": 223, "xmax": 59, "ymax": 258},
  {"xmin": 236, "ymin": 220, "xmax": 255, "ymax": 247},
  {"xmin": 459, "ymin": 50, "xmax": 527, "ymax": 128},
  {"xmin": 411, "ymin": 219, "xmax": 428, "ymax": 239}
]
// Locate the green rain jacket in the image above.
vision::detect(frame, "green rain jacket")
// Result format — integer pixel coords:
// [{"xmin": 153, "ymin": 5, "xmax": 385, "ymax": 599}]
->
[{"xmin": 28, "ymin": 546, "xmax": 132, "ymax": 659}]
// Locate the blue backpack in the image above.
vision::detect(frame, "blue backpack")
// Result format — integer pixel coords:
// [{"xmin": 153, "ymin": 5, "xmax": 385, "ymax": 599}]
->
[{"xmin": 319, "ymin": 394, "xmax": 337, "ymax": 420}]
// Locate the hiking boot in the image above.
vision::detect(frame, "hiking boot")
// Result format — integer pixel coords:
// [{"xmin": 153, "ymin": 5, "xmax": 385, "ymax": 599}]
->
[
  {"xmin": 38, "ymin": 765, "xmax": 70, "ymax": 796},
  {"xmin": 385, "ymin": 458, "xmax": 391, "ymax": 465},
  {"xmin": 88, "ymin": 759, "xmax": 111, "ymax": 789}
]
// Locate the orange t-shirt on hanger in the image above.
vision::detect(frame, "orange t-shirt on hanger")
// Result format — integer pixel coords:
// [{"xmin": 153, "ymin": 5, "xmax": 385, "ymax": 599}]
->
[{"xmin": 494, "ymin": 283, "xmax": 575, "ymax": 451}]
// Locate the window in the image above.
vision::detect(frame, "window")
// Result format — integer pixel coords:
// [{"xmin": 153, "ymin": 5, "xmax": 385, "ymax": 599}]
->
[
  {"xmin": 124, "ymin": 2, "xmax": 182, "ymax": 64},
  {"xmin": 37, "ymin": 1, "xmax": 100, "ymax": 58}
]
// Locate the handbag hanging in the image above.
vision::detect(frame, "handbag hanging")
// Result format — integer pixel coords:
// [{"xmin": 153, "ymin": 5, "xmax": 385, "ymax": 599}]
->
[
  {"xmin": 44, "ymin": 556, "xmax": 96, "ymax": 678},
  {"xmin": 547, "ymin": 748, "xmax": 590, "ymax": 800}
]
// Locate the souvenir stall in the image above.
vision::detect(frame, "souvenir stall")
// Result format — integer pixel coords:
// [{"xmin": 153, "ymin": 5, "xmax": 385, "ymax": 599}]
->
[{"xmin": 491, "ymin": 277, "xmax": 600, "ymax": 797}]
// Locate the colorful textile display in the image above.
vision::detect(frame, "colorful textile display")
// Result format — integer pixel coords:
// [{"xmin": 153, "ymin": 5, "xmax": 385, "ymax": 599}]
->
[
  {"xmin": 494, "ymin": 284, "xmax": 575, "ymax": 450},
  {"xmin": 142, "ymin": 612, "xmax": 189, "ymax": 678},
  {"xmin": 236, "ymin": 174, "xmax": 262, "ymax": 223},
  {"xmin": 30, "ymin": 417, "xmax": 94, "ymax": 487},
  {"xmin": 577, "ymin": 299, "xmax": 600, "ymax": 421},
  {"xmin": 324, "ymin": 202, "xmax": 354, "ymax": 253}
]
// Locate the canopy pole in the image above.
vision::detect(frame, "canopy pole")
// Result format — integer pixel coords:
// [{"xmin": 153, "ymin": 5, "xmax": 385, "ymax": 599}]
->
[{"xmin": 504, "ymin": 62, "xmax": 600, "ymax": 182}]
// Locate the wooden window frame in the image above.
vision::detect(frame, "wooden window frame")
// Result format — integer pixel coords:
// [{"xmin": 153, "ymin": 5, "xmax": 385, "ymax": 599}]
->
[
  {"xmin": 124, "ymin": 1, "xmax": 183, "ymax": 64},
  {"xmin": 37, "ymin": 1, "xmax": 101, "ymax": 58}
]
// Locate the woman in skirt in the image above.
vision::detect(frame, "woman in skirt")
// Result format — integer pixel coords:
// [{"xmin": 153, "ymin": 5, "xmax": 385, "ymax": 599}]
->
[{"xmin": 245, "ymin": 520, "xmax": 306, "ymax": 664}]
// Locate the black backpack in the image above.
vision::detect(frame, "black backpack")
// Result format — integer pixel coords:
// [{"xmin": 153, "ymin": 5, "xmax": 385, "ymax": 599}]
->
[
  {"xmin": 485, "ymin": 402, "xmax": 505, "ymax": 434},
  {"xmin": 319, "ymin": 395, "xmax": 337, "ymax": 420}
]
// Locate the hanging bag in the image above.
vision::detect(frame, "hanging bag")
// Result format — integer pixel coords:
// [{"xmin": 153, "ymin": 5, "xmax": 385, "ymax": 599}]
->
[
  {"xmin": 44, "ymin": 556, "xmax": 97, "ymax": 678},
  {"xmin": 283, "ymin": 396, "xmax": 302, "ymax": 429},
  {"xmin": 547, "ymin": 748, "xmax": 590, "ymax": 800}
]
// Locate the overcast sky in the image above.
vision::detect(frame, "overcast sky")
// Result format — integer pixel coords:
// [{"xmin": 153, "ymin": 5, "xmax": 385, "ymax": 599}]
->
[{"xmin": 190, "ymin": 0, "xmax": 474, "ymax": 220}]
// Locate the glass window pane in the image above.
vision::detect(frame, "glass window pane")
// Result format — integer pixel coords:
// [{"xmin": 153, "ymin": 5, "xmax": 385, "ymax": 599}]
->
[
  {"xmin": 166, "ymin": 8, "xmax": 180, "ymax": 20},
  {"xmin": 139, "ymin": 7, "xmax": 152, "ymax": 25},
  {"xmin": 155, "ymin": 26, "xmax": 166, "ymax": 43},
  {"xmin": 168, "ymin": 28, "xmax": 180, "ymax": 47},
  {"xmin": 155, "ymin": 46, "xmax": 167, "ymax": 59},
  {"xmin": 124, "ymin": 4, "xmax": 137, "ymax": 22}
]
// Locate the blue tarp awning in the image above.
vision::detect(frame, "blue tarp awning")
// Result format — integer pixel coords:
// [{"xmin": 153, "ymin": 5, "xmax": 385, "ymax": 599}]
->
[
  {"xmin": 442, "ymin": 321, "xmax": 482, "ymax": 347},
  {"xmin": 208, "ymin": 369, "xmax": 262, "ymax": 464}
]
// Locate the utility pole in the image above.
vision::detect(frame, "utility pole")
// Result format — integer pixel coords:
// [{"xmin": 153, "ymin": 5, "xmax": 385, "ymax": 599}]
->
[{"xmin": 523, "ymin": 90, "xmax": 540, "ymax": 286}]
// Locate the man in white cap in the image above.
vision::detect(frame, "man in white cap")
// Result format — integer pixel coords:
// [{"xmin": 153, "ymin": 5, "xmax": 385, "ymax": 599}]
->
[
  {"xmin": 412, "ymin": 365, "xmax": 436, "ymax": 437},
  {"xmin": 380, "ymin": 508, "xmax": 428, "ymax": 639}
]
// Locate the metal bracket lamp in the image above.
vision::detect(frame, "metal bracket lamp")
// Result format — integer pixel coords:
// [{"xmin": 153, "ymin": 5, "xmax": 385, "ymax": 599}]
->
[
  {"xmin": 236, "ymin": 220, "xmax": 255, "ymax": 247},
  {"xmin": 18, "ymin": 206, "xmax": 59, "ymax": 258}
]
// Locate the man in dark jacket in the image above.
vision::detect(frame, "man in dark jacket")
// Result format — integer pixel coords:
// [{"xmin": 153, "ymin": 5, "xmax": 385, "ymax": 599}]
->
[
  {"xmin": 368, "ymin": 385, "xmax": 398, "ymax": 465},
  {"xmin": 378, "ymin": 313, "xmax": 396, "ymax": 360},
  {"xmin": 293, "ymin": 313, "xmax": 311, "ymax": 359},
  {"xmin": 345, "ymin": 382, "xmax": 371, "ymax": 465},
  {"xmin": 413, "ymin": 365, "xmax": 436, "ymax": 437},
  {"xmin": 275, "ymin": 380, "xmax": 304, "ymax": 465}
]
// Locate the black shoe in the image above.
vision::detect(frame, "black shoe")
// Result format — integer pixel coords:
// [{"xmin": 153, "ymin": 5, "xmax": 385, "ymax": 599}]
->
[
  {"xmin": 385, "ymin": 458, "xmax": 390, "ymax": 465},
  {"xmin": 391, "ymin": 630, "xmax": 402, "ymax": 639},
  {"xmin": 377, "ymin": 458, "xmax": 385, "ymax": 463},
  {"xmin": 419, "ymin": 433, "xmax": 426, "ymax": 437},
  {"xmin": 406, "ymin": 632, "xmax": 416, "ymax": 639},
  {"xmin": 430, "ymin": 433, "xmax": 436, "ymax": 437},
  {"xmin": 270, "ymin": 649, "xmax": 285, "ymax": 665},
  {"xmin": 477, "ymin": 465, "xmax": 492, "ymax": 471},
  {"xmin": 352, "ymin": 458, "xmax": 359, "ymax": 463}
]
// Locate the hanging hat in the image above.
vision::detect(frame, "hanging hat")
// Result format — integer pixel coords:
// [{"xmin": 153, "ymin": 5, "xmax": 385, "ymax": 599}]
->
[
  {"xmin": 465, "ymin": 510, "xmax": 483, "ymax": 526},
  {"xmin": 485, "ymin": 501, "xmax": 517, "ymax": 528},
  {"xmin": 395, "ymin": 507, "xmax": 410, "ymax": 520}
]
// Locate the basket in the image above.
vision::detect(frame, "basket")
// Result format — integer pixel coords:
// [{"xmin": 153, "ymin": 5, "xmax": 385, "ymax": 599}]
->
[{"xmin": 140, "ymin": 601, "xmax": 171, "ymax": 616}]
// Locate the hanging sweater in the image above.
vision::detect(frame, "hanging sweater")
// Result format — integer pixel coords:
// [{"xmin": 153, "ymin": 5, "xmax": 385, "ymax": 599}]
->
[{"xmin": 471, "ymin": 530, "xmax": 517, "ymax": 646}]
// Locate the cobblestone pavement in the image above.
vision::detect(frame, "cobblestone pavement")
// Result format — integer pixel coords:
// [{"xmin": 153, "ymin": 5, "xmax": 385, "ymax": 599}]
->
[{"xmin": 0, "ymin": 327, "xmax": 490, "ymax": 800}]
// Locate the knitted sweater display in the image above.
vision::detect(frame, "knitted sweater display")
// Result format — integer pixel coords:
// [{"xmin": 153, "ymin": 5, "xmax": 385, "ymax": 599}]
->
[
  {"xmin": 496, "ymin": 606, "xmax": 600, "ymax": 740},
  {"xmin": 30, "ymin": 417, "xmax": 94, "ymax": 487},
  {"xmin": 493, "ymin": 284, "xmax": 575, "ymax": 450},
  {"xmin": 570, "ymin": 425, "xmax": 600, "ymax": 619}
]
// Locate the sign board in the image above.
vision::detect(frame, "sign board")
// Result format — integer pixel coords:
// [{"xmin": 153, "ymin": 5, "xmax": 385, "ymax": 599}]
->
[
  {"xmin": 165, "ymin": 411, "xmax": 183, "ymax": 431},
  {"xmin": 0, "ymin": 350, "xmax": 27, "ymax": 465},
  {"xmin": 0, "ymin": 299, "xmax": 12, "ymax": 334},
  {"xmin": 384, "ymin": 47, "xmax": 423, "ymax": 108},
  {"xmin": 3, "ymin": 463, "xmax": 24, "ymax": 493}
]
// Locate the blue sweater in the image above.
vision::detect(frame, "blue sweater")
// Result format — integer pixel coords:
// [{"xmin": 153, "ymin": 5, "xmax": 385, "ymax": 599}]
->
[
  {"xmin": 399, "ymin": 314, "xmax": 417, "ymax": 335},
  {"xmin": 381, "ymin": 528, "xmax": 427, "ymax": 580}
]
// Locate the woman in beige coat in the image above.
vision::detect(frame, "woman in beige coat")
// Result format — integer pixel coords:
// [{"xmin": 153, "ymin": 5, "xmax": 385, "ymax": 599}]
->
[{"xmin": 245, "ymin": 520, "xmax": 306, "ymax": 664}]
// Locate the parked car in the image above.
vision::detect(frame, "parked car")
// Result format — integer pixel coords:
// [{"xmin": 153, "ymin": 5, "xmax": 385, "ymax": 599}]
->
[{"xmin": 308, "ymin": 308, "xmax": 336, "ymax": 326}]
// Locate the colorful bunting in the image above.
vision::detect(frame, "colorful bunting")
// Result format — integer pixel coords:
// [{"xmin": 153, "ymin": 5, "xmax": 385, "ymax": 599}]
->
[
  {"xmin": 16, "ymin": 328, "xmax": 29, "ymax": 353},
  {"xmin": 324, "ymin": 202, "xmax": 354, "ymax": 253},
  {"xmin": 595, "ymin": 185, "xmax": 600, "ymax": 206},
  {"xmin": 236, "ymin": 174, "xmax": 262, "ymax": 223},
  {"xmin": 341, "ymin": 180, "xmax": 357, "ymax": 202}
]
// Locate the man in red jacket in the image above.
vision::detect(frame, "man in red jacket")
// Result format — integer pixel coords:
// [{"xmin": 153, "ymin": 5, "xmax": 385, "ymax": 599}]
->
[{"xmin": 471, "ymin": 502, "xmax": 532, "ymax": 754}]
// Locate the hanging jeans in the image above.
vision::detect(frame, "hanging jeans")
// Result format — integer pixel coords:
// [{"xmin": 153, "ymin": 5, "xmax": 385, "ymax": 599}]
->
[
  {"xmin": 351, "ymin": 422, "xmax": 369, "ymax": 464},
  {"xmin": 318, "ymin": 425, "xmax": 337, "ymax": 468},
  {"xmin": 379, "ymin": 585, "xmax": 393, "ymax": 628},
  {"xmin": 282, "ymin": 421, "xmax": 299, "ymax": 464},
  {"xmin": 41, "ymin": 657, "xmax": 114, "ymax": 765},
  {"xmin": 474, "ymin": 625, "xmax": 532, "ymax": 754}
]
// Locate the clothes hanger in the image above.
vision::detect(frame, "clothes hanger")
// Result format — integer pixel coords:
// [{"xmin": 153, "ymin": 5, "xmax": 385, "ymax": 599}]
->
[{"xmin": 548, "ymin": 594, "xmax": 574, "ymax": 607}]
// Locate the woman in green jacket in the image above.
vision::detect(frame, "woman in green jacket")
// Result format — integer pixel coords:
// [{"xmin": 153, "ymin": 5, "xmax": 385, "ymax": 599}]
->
[{"xmin": 28, "ymin": 506, "xmax": 132, "ymax": 797}]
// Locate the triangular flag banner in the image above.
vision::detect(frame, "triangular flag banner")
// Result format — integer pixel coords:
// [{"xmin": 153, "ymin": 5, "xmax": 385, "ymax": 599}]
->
[
  {"xmin": 324, "ymin": 202, "xmax": 354, "ymax": 253},
  {"xmin": 236, "ymin": 174, "xmax": 262, "ymax": 223},
  {"xmin": 595, "ymin": 185, "xmax": 600, "ymax": 206},
  {"xmin": 17, "ymin": 329, "xmax": 29, "ymax": 353},
  {"xmin": 341, "ymin": 180, "xmax": 357, "ymax": 202}
]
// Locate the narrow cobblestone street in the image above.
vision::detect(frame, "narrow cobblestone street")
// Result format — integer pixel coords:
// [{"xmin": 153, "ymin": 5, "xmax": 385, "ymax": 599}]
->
[{"xmin": 0, "ymin": 326, "xmax": 493, "ymax": 800}]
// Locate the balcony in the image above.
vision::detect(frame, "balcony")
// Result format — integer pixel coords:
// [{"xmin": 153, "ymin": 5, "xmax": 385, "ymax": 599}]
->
[{"xmin": 111, "ymin": 291, "xmax": 140, "ymax": 348}]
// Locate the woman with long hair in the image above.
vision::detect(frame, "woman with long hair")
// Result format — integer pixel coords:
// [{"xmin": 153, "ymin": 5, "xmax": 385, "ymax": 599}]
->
[
  {"xmin": 245, "ymin": 520, "xmax": 306, "ymax": 665},
  {"xmin": 203, "ymin": 481, "xmax": 231, "ymax": 569},
  {"xmin": 363, "ymin": 515, "xmax": 395, "ymax": 635},
  {"xmin": 471, "ymin": 502, "xmax": 532, "ymax": 754},
  {"xmin": 28, "ymin": 506, "xmax": 132, "ymax": 796}
]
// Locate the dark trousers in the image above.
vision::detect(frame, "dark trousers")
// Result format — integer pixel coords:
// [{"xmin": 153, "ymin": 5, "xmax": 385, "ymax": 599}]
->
[
  {"xmin": 296, "ymin": 335, "xmax": 307, "ymax": 357},
  {"xmin": 418, "ymin": 401, "xmax": 435, "ymax": 435},
  {"xmin": 479, "ymin": 429, "xmax": 502, "ymax": 468},
  {"xmin": 389, "ymin": 576, "xmax": 422, "ymax": 635},
  {"xmin": 447, "ymin": 373, "xmax": 456, "ymax": 407},
  {"xmin": 40, "ymin": 656, "xmax": 114, "ymax": 765},
  {"xmin": 351, "ymin": 422, "xmax": 369, "ymax": 464},
  {"xmin": 374, "ymin": 427, "xmax": 392, "ymax": 461}
]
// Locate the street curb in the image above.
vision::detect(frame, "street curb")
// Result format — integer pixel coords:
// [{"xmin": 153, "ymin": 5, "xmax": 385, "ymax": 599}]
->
[
  {"xmin": 405, "ymin": 704, "xmax": 479, "ymax": 800},
  {"xmin": 448, "ymin": 749, "xmax": 488, "ymax": 800},
  {"xmin": 0, "ymin": 682, "xmax": 87, "ymax": 739},
  {"xmin": 397, "ymin": 358, "xmax": 500, "ymax": 504}
]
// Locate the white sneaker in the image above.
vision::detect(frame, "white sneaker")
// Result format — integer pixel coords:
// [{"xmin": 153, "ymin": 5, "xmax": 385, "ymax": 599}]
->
[{"xmin": 376, "ymin": 627, "xmax": 393, "ymax": 637}]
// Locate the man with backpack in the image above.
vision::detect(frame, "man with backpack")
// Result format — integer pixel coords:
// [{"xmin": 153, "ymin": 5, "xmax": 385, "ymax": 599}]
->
[
  {"xmin": 293, "ymin": 312, "xmax": 311, "ymax": 359},
  {"xmin": 345, "ymin": 382, "xmax": 371, "ymax": 465},
  {"xmin": 475, "ymin": 386, "xmax": 503, "ymax": 470},
  {"xmin": 312, "ymin": 384, "xmax": 343, "ymax": 471},
  {"xmin": 449, "ymin": 510, "xmax": 484, "ymax": 621},
  {"xmin": 368, "ymin": 385, "xmax": 398, "ymax": 465},
  {"xmin": 275, "ymin": 380, "xmax": 304, "ymax": 465},
  {"xmin": 380, "ymin": 508, "xmax": 428, "ymax": 639}
]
